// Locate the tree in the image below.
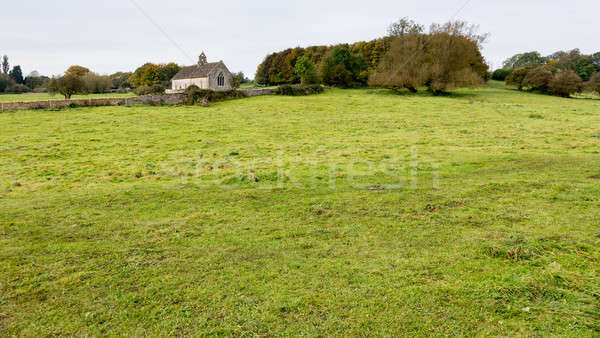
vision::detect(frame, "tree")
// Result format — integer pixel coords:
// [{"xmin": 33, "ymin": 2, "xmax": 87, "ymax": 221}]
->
[
  {"xmin": 505, "ymin": 68, "xmax": 530, "ymax": 91},
  {"xmin": 522, "ymin": 67, "xmax": 553, "ymax": 92},
  {"xmin": 387, "ymin": 17, "xmax": 424, "ymax": 37},
  {"xmin": 320, "ymin": 45, "xmax": 367, "ymax": 87},
  {"xmin": 491, "ymin": 69, "xmax": 512, "ymax": 81},
  {"xmin": 9, "ymin": 66, "xmax": 24, "ymax": 84},
  {"xmin": 548, "ymin": 71, "xmax": 583, "ymax": 98},
  {"xmin": 503, "ymin": 52, "xmax": 547, "ymax": 69},
  {"xmin": 2, "ymin": 55, "xmax": 9, "ymax": 74},
  {"xmin": 157, "ymin": 62, "xmax": 180, "ymax": 82},
  {"xmin": 370, "ymin": 21, "xmax": 488, "ymax": 94},
  {"xmin": 294, "ymin": 56, "xmax": 318, "ymax": 84},
  {"xmin": 48, "ymin": 75, "xmax": 86, "ymax": 99},
  {"xmin": 587, "ymin": 72, "xmax": 600, "ymax": 95},
  {"xmin": 0, "ymin": 74, "xmax": 12, "ymax": 93},
  {"xmin": 82, "ymin": 73, "xmax": 112, "ymax": 93},
  {"xmin": 65, "ymin": 65, "xmax": 90, "ymax": 77}
]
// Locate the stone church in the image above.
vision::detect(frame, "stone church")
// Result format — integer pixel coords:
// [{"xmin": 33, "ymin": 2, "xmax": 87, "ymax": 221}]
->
[{"xmin": 169, "ymin": 52, "xmax": 233, "ymax": 92}]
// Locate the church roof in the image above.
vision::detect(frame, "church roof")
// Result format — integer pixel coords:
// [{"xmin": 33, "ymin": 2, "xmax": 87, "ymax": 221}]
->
[{"xmin": 172, "ymin": 61, "xmax": 224, "ymax": 80}]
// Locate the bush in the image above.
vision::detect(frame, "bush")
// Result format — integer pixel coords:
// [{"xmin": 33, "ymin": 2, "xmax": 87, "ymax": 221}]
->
[
  {"xmin": 6, "ymin": 83, "xmax": 30, "ymax": 94},
  {"xmin": 505, "ymin": 68, "xmax": 530, "ymax": 91},
  {"xmin": 83, "ymin": 73, "xmax": 112, "ymax": 94},
  {"xmin": 522, "ymin": 67, "xmax": 553, "ymax": 92},
  {"xmin": 549, "ymin": 71, "xmax": 583, "ymax": 97},
  {"xmin": 134, "ymin": 84, "xmax": 165, "ymax": 96},
  {"xmin": 184, "ymin": 85, "xmax": 246, "ymax": 105},
  {"xmin": 275, "ymin": 84, "xmax": 324, "ymax": 96},
  {"xmin": 587, "ymin": 72, "xmax": 600, "ymax": 95},
  {"xmin": 491, "ymin": 69, "xmax": 512, "ymax": 81}
]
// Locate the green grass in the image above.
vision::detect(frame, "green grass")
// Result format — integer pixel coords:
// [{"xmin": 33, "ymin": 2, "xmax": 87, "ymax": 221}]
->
[
  {"xmin": 1, "ymin": 84, "xmax": 599, "ymax": 336},
  {"xmin": 0, "ymin": 92, "xmax": 135, "ymax": 102}
]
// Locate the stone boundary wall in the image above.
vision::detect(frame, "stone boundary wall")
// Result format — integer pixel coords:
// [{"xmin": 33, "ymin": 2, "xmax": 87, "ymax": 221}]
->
[{"xmin": 0, "ymin": 88, "xmax": 274, "ymax": 111}]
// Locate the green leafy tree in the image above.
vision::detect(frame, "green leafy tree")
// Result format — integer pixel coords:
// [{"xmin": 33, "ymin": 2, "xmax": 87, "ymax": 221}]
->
[
  {"xmin": 491, "ymin": 69, "xmax": 512, "ymax": 81},
  {"xmin": 320, "ymin": 45, "xmax": 367, "ymax": 87},
  {"xmin": 503, "ymin": 52, "xmax": 547, "ymax": 69},
  {"xmin": 48, "ymin": 75, "xmax": 86, "ymax": 99},
  {"xmin": 9, "ymin": 66, "xmax": 24, "ymax": 84},
  {"xmin": 294, "ymin": 56, "xmax": 318, "ymax": 84}
]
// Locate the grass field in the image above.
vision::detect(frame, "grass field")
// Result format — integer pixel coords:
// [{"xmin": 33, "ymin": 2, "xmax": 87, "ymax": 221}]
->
[
  {"xmin": 1, "ymin": 82, "xmax": 599, "ymax": 335},
  {"xmin": 0, "ymin": 92, "xmax": 135, "ymax": 102}
]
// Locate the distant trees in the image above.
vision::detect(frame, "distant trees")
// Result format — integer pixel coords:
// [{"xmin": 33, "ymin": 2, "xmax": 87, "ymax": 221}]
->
[
  {"xmin": 82, "ymin": 73, "xmax": 112, "ymax": 94},
  {"xmin": 587, "ymin": 73, "xmax": 600, "ymax": 95},
  {"xmin": 369, "ymin": 21, "xmax": 488, "ymax": 94},
  {"xmin": 503, "ymin": 49, "xmax": 600, "ymax": 82},
  {"xmin": 0, "ymin": 74, "xmax": 11, "ymax": 92},
  {"xmin": 491, "ymin": 69, "xmax": 512, "ymax": 81},
  {"xmin": 231, "ymin": 71, "xmax": 251, "ymax": 88},
  {"xmin": 9, "ymin": 66, "xmax": 24, "ymax": 84},
  {"xmin": 387, "ymin": 17, "xmax": 424, "ymax": 37},
  {"xmin": 505, "ymin": 66, "xmax": 586, "ymax": 98},
  {"xmin": 129, "ymin": 62, "xmax": 180, "ymax": 88},
  {"xmin": 320, "ymin": 45, "xmax": 367, "ymax": 87},
  {"xmin": 2, "ymin": 55, "xmax": 9, "ymax": 74},
  {"xmin": 48, "ymin": 75, "xmax": 86, "ymax": 99},
  {"xmin": 503, "ymin": 52, "xmax": 547, "ymax": 69},
  {"xmin": 255, "ymin": 38, "xmax": 392, "ymax": 86}
]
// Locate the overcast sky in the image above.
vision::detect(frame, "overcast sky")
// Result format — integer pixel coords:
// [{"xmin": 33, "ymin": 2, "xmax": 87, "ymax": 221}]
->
[{"xmin": 1, "ymin": 0, "xmax": 597, "ymax": 78}]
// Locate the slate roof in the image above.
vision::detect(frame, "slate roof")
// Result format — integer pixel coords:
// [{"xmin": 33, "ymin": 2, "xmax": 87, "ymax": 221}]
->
[{"xmin": 171, "ymin": 62, "xmax": 224, "ymax": 80}]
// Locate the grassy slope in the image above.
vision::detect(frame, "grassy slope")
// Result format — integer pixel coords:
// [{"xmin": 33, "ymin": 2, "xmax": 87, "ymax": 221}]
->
[
  {"xmin": 0, "ymin": 92, "xmax": 135, "ymax": 102},
  {"xmin": 0, "ymin": 84, "xmax": 599, "ymax": 336}
]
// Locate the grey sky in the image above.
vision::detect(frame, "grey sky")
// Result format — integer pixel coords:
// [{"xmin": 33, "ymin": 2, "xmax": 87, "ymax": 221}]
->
[{"xmin": 2, "ymin": 0, "xmax": 597, "ymax": 78}]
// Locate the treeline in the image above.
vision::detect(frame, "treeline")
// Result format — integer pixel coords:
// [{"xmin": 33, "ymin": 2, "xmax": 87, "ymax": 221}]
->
[
  {"xmin": 255, "ymin": 18, "xmax": 489, "ymax": 93},
  {"xmin": 255, "ymin": 37, "xmax": 393, "ymax": 86},
  {"xmin": 494, "ymin": 49, "xmax": 600, "ymax": 97},
  {"xmin": 0, "ymin": 55, "xmax": 49, "ymax": 94}
]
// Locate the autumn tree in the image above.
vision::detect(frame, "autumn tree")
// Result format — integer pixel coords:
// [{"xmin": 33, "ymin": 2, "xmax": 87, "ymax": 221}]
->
[
  {"xmin": 387, "ymin": 17, "xmax": 424, "ymax": 37},
  {"xmin": 65, "ymin": 65, "xmax": 90, "ymax": 77},
  {"xmin": 505, "ymin": 68, "xmax": 530, "ymax": 91},
  {"xmin": 549, "ymin": 71, "xmax": 583, "ymax": 97},
  {"xmin": 522, "ymin": 67, "xmax": 553, "ymax": 92},
  {"xmin": 370, "ymin": 21, "xmax": 488, "ymax": 94}
]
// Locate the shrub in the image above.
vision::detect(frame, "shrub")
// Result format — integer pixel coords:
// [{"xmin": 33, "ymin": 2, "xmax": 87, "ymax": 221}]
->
[
  {"xmin": 6, "ymin": 83, "xmax": 30, "ymax": 94},
  {"xmin": 505, "ymin": 68, "xmax": 530, "ymax": 91},
  {"xmin": 549, "ymin": 71, "xmax": 583, "ymax": 97},
  {"xmin": 522, "ymin": 67, "xmax": 553, "ymax": 92},
  {"xmin": 587, "ymin": 72, "xmax": 600, "ymax": 95},
  {"xmin": 134, "ymin": 84, "xmax": 165, "ymax": 96},
  {"xmin": 184, "ymin": 85, "xmax": 246, "ymax": 105},
  {"xmin": 275, "ymin": 84, "xmax": 324, "ymax": 96},
  {"xmin": 491, "ymin": 69, "xmax": 512, "ymax": 81}
]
